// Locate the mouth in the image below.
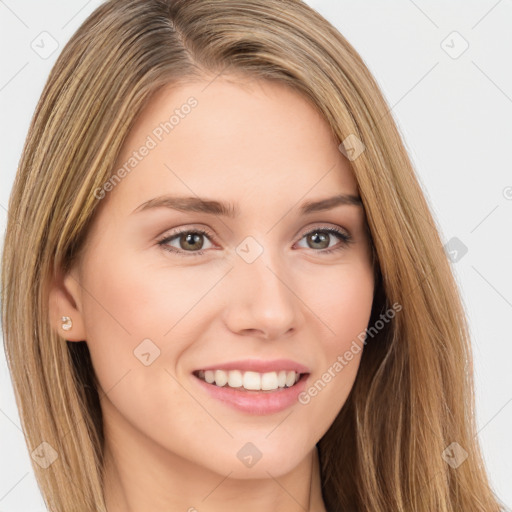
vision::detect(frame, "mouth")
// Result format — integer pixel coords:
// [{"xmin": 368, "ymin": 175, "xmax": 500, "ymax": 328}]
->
[
  {"xmin": 191, "ymin": 361, "xmax": 311, "ymax": 414},
  {"xmin": 192, "ymin": 369, "xmax": 309, "ymax": 393}
]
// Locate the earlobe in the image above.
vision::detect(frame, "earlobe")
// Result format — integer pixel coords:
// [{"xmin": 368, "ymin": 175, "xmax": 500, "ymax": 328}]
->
[{"xmin": 48, "ymin": 269, "xmax": 87, "ymax": 342}]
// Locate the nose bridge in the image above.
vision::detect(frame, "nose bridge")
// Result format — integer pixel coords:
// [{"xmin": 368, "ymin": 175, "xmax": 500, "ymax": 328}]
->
[{"xmin": 222, "ymin": 236, "xmax": 302, "ymax": 338}]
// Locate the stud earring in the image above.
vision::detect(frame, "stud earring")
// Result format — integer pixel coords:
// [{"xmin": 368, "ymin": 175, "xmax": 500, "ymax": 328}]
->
[{"xmin": 61, "ymin": 316, "xmax": 73, "ymax": 331}]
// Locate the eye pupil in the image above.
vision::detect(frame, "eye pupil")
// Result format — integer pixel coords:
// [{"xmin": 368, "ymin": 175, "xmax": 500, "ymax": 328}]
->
[
  {"xmin": 308, "ymin": 231, "xmax": 330, "ymax": 249},
  {"xmin": 181, "ymin": 232, "xmax": 204, "ymax": 250}
]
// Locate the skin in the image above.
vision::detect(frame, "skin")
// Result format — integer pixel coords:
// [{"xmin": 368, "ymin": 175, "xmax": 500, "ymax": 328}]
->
[{"xmin": 49, "ymin": 75, "xmax": 375, "ymax": 512}]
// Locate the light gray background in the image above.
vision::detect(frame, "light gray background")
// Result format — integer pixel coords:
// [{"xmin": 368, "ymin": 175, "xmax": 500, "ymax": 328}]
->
[{"xmin": 1, "ymin": 1, "xmax": 511, "ymax": 510}]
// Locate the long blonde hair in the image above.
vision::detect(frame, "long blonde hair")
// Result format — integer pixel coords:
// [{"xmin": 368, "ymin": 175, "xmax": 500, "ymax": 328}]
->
[{"xmin": 1, "ymin": 0, "xmax": 507, "ymax": 510}]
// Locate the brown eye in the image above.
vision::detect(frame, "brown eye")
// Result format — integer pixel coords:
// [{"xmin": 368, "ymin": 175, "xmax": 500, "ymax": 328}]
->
[
  {"xmin": 179, "ymin": 232, "xmax": 205, "ymax": 251},
  {"xmin": 158, "ymin": 228, "xmax": 215, "ymax": 256},
  {"xmin": 296, "ymin": 226, "xmax": 352, "ymax": 254},
  {"xmin": 306, "ymin": 231, "xmax": 331, "ymax": 249}
]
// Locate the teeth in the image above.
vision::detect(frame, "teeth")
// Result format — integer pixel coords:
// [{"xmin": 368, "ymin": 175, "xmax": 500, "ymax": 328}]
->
[
  {"xmin": 228, "ymin": 370, "xmax": 243, "ymax": 388},
  {"xmin": 214, "ymin": 370, "xmax": 228, "ymax": 387},
  {"xmin": 197, "ymin": 369, "xmax": 302, "ymax": 391},
  {"xmin": 243, "ymin": 371, "xmax": 261, "ymax": 390},
  {"xmin": 261, "ymin": 371, "xmax": 277, "ymax": 390}
]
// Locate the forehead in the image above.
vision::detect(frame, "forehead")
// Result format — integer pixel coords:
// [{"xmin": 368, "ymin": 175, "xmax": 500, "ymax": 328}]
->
[{"xmin": 104, "ymin": 76, "xmax": 359, "ymax": 216}]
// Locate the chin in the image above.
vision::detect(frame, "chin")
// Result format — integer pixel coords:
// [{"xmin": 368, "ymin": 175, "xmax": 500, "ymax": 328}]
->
[{"xmin": 196, "ymin": 435, "xmax": 313, "ymax": 479}]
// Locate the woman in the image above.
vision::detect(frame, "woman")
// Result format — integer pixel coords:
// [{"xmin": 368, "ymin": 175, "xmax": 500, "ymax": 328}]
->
[{"xmin": 1, "ymin": 0, "xmax": 507, "ymax": 510}]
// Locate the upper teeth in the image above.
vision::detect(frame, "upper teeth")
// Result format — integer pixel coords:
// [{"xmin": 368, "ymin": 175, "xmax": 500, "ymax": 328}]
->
[{"xmin": 197, "ymin": 369, "xmax": 301, "ymax": 391}]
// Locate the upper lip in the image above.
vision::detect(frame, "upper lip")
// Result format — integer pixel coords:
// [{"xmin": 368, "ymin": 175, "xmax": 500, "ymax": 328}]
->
[{"xmin": 195, "ymin": 359, "xmax": 310, "ymax": 374}]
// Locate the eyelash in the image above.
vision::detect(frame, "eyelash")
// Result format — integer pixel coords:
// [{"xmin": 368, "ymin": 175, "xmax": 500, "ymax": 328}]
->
[{"xmin": 156, "ymin": 225, "xmax": 353, "ymax": 257}]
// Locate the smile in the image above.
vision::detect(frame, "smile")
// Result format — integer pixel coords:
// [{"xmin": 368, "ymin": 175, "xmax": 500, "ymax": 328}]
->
[{"xmin": 194, "ymin": 369, "xmax": 303, "ymax": 392}]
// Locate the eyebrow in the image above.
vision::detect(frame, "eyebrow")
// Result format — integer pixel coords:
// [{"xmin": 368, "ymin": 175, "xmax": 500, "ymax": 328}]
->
[{"xmin": 131, "ymin": 193, "xmax": 363, "ymax": 217}]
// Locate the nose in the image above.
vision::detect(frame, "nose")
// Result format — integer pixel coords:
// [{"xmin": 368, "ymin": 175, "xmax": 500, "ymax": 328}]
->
[{"xmin": 221, "ymin": 250, "xmax": 304, "ymax": 340}]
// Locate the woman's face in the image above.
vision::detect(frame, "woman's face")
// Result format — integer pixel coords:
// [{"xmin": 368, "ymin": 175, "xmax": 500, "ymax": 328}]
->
[{"xmin": 62, "ymin": 76, "xmax": 375, "ymax": 479}]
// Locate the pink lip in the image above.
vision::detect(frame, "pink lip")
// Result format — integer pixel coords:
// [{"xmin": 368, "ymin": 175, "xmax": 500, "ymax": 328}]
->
[
  {"xmin": 195, "ymin": 358, "xmax": 310, "ymax": 373},
  {"xmin": 192, "ymin": 373, "xmax": 310, "ymax": 415}
]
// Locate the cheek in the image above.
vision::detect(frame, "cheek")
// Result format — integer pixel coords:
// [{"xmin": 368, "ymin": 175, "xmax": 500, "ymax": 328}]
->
[
  {"xmin": 81, "ymin": 247, "xmax": 201, "ymax": 338},
  {"xmin": 78, "ymin": 252, "xmax": 205, "ymax": 431},
  {"xmin": 331, "ymin": 271, "xmax": 374, "ymax": 348},
  {"xmin": 325, "ymin": 262, "xmax": 374, "ymax": 380},
  {"xmin": 304, "ymin": 258, "xmax": 375, "ymax": 352},
  {"xmin": 294, "ymin": 259, "xmax": 374, "ymax": 428},
  {"xmin": 78, "ymin": 249, "xmax": 227, "ymax": 387}
]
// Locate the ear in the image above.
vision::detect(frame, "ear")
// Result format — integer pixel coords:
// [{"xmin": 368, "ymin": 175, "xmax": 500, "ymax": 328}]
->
[{"xmin": 48, "ymin": 267, "xmax": 87, "ymax": 342}]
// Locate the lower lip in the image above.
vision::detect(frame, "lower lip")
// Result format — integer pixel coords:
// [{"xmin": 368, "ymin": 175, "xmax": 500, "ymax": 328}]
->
[{"xmin": 192, "ymin": 374, "xmax": 310, "ymax": 415}]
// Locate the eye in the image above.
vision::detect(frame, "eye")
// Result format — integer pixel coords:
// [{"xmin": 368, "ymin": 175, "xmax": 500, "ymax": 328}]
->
[
  {"xmin": 295, "ymin": 226, "xmax": 353, "ymax": 254},
  {"xmin": 157, "ymin": 227, "xmax": 215, "ymax": 257}
]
